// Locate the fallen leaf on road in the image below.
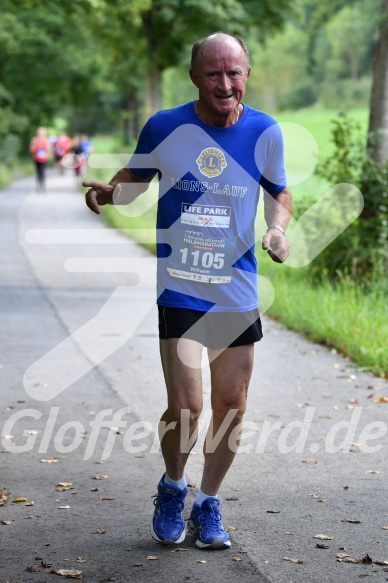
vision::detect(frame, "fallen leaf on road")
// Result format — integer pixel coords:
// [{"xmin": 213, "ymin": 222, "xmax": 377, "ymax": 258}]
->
[
  {"xmin": 0, "ymin": 519, "xmax": 11, "ymax": 525},
  {"xmin": 25, "ymin": 430, "xmax": 40, "ymax": 435},
  {"xmin": 146, "ymin": 556, "xmax": 158, "ymax": 560},
  {"xmin": 58, "ymin": 505, "xmax": 71, "ymax": 509},
  {"xmin": 99, "ymin": 497, "xmax": 114, "ymax": 501},
  {"xmin": 343, "ymin": 485, "xmax": 349, "ymax": 490},
  {"xmin": 266, "ymin": 509, "xmax": 280, "ymax": 513},
  {"xmin": 132, "ymin": 563, "xmax": 143, "ymax": 567},
  {"xmin": 197, "ymin": 560, "xmax": 207, "ymax": 564},
  {"xmin": 283, "ymin": 556, "xmax": 303, "ymax": 564},
  {"xmin": 367, "ymin": 470, "xmax": 379, "ymax": 474},
  {"xmin": 302, "ymin": 460, "xmax": 317, "ymax": 464},
  {"xmin": 26, "ymin": 565, "xmax": 40, "ymax": 572},
  {"xmin": 57, "ymin": 482, "xmax": 73, "ymax": 488},
  {"xmin": 187, "ymin": 483, "xmax": 196, "ymax": 488},
  {"xmin": 25, "ymin": 501, "xmax": 34, "ymax": 506},
  {"xmin": 48, "ymin": 568, "xmax": 83, "ymax": 578},
  {"xmin": 76, "ymin": 558, "xmax": 87, "ymax": 563},
  {"xmin": 0, "ymin": 492, "xmax": 10, "ymax": 506},
  {"xmin": 374, "ymin": 560, "xmax": 388, "ymax": 566},
  {"xmin": 93, "ymin": 529, "xmax": 105, "ymax": 534},
  {"xmin": 12, "ymin": 497, "xmax": 28, "ymax": 503},
  {"xmin": 225, "ymin": 496, "xmax": 239, "ymax": 501},
  {"xmin": 342, "ymin": 518, "xmax": 361, "ymax": 524},
  {"xmin": 336, "ymin": 553, "xmax": 350, "ymax": 559},
  {"xmin": 362, "ymin": 554, "xmax": 372, "ymax": 564},
  {"xmin": 315, "ymin": 543, "xmax": 329, "ymax": 549},
  {"xmin": 171, "ymin": 548, "xmax": 187, "ymax": 552},
  {"xmin": 378, "ymin": 396, "xmax": 388, "ymax": 403},
  {"xmin": 314, "ymin": 534, "xmax": 333, "ymax": 540},
  {"xmin": 338, "ymin": 557, "xmax": 361, "ymax": 563},
  {"xmin": 382, "ymin": 526, "xmax": 388, "ymax": 530},
  {"xmin": 225, "ymin": 526, "xmax": 238, "ymax": 531},
  {"xmin": 41, "ymin": 560, "xmax": 53, "ymax": 568},
  {"xmin": 93, "ymin": 475, "xmax": 108, "ymax": 480},
  {"xmin": 232, "ymin": 556, "xmax": 243, "ymax": 561},
  {"xmin": 40, "ymin": 457, "xmax": 60, "ymax": 464}
]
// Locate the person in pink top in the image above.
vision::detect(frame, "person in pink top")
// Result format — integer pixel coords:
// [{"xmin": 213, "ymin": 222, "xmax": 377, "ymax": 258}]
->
[
  {"xmin": 30, "ymin": 127, "xmax": 50, "ymax": 192},
  {"xmin": 53, "ymin": 131, "xmax": 72, "ymax": 174}
]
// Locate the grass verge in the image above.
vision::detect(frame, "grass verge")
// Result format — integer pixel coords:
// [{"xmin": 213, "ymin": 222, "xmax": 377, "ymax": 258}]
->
[{"xmin": 259, "ymin": 254, "xmax": 387, "ymax": 377}]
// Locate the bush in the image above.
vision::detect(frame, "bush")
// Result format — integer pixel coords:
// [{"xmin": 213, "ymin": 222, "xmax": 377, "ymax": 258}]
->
[
  {"xmin": 320, "ymin": 77, "xmax": 372, "ymax": 110},
  {"xmin": 300, "ymin": 114, "xmax": 388, "ymax": 286},
  {"xmin": 278, "ymin": 82, "xmax": 317, "ymax": 111}
]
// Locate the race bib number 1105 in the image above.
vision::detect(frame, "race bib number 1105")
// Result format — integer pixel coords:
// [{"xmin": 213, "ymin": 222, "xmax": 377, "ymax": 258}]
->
[{"xmin": 167, "ymin": 230, "xmax": 235, "ymax": 284}]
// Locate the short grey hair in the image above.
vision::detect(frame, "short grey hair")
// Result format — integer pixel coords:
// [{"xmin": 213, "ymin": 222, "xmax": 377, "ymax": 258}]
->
[{"xmin": 190, "ymin": 33, "xmax": 251, "ymax": 73}]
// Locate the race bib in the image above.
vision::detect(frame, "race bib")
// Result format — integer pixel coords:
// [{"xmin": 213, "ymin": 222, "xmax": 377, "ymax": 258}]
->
[
  {"xmin": 167, "ymin": 229, "xmax": 235, "ymax": 284},
  {"xmin": 35, "ymin": 149, "xmax": 48, "ymax": 162}
]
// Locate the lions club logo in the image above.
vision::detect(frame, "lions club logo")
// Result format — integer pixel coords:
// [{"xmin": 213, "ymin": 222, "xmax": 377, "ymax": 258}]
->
[{"xmin": 196, "ymin": 147, "xmax": 227, "ymax": 178}]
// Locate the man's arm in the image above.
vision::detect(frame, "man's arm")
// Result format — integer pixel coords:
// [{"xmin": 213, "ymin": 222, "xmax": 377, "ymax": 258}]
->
[
  {"xmin": 261, "ymin": 187, "xmax": 292, "ymax": 263},
  {"xmin": 83, "ymin": 167, "xmax": 151, "ymax": 215}
]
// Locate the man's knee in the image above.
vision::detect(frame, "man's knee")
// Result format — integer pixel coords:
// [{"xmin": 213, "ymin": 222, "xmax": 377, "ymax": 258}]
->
[
  {"xmin": 167, "ymin": 403, "xmax": 203, "ymax": 426},
  {"xmin": 212, "ymin": 393, "xmax": 247, "ymax": 422}
]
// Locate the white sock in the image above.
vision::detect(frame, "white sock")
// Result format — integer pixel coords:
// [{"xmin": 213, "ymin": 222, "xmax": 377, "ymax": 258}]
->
[
  {"xmin": 164, "ymin": 473, "xmax": 187, "ymax": 491},
  {"xmin": 195, "ymin": 489, "xmax": 217, "ymax": 506}
]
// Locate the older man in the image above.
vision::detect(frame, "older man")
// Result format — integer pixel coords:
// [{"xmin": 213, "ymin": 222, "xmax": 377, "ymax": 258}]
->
[{"xmin": 84, "ymin": 32, "xmax": 291, "ymax": 550}]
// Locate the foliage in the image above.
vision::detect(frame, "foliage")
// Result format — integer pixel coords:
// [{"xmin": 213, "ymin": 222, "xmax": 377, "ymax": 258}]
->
[
  {"xmin": 278, "ymin": 82, "xmax": 317, "ymax": 111},
  {"xmin": 299, "ymin": 114, "xmax": 388, "ymax": 285},
  {"xmin": 0, "ymin": 0, "xmax": 111, "ymax": 152}
]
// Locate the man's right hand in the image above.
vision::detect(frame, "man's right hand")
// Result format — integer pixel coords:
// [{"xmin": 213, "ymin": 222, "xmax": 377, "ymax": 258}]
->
[{"xmin": 83, "ymin": 180, "xmax": 115, "ymax": 214}]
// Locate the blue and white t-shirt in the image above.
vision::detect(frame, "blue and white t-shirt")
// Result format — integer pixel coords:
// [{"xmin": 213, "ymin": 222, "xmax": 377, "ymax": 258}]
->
[{"xmin": 128, "ymin": 101, "xmax": 286, "ymax": 312}]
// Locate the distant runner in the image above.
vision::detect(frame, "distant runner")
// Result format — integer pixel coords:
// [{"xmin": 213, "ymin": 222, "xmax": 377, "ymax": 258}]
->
[
  {"xmin": 29, "ymin": 127, "xmax": 50, "ymax": 192},
  {"xmin": 53, "ymin": 131, "xmax": 72, "ymax": 174}
]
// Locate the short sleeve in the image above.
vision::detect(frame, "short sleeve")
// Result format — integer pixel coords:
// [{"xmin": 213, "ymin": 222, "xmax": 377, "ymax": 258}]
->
[
  {"xmin": 127, "ymin": 120, "xmax": 159, "ymax": 180},
  {"xmin": 256, "ymin": 122, "xmax": 287, "ymax": 195}
]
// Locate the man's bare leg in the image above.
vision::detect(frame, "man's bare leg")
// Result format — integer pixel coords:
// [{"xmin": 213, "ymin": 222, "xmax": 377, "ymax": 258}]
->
[
  {"xmin": 201, "ymin": 344, "xmax": 255, "ymax": 495},
  {"xmin": 159, "ymin": 338, "xmax": 204, "ymax": 480}
]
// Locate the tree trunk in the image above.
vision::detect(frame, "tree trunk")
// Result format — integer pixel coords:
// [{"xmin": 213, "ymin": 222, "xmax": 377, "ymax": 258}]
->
[
  {"xmin": 121, "ymin": 91, "xmax": 142, "ymax": 145},
  {"xmin": 145, "ymin": 63, "xmax": 162, "ymax": 118},
  {"xmin": 367, "ymin": 0, "xmax": 388, "ymax": 163}
]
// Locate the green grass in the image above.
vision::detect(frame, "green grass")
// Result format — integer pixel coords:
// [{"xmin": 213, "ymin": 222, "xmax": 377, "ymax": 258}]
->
[
  {"xmin": 258, "ymin": 253, "xmax": 388, "ymax": 376},
  {"xmin": 0, "ymin": 159, "xmax": 35, "ymax": 189},
  {"xmin": 275, "ymin": 106, "xmax": 369, "ymax": 159}
]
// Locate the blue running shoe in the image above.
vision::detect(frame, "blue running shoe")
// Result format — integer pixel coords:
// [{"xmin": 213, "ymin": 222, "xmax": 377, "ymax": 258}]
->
[
  {"xmin": 188, "ymin": 496, "xmax": 231, "ymax": 549},
  {"xmin": 150, "ymin": 474, "xmax": 187, "ymax": 544}
]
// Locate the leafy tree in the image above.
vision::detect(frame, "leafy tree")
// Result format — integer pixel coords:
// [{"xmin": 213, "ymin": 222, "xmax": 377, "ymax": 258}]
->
[
  {"xmin": 0, "ymin": 0, "xmax": 111, "ymax": 151},
  {"xmin": 137, "ymin": 0, "xmax": 295, "ymax": 114}
]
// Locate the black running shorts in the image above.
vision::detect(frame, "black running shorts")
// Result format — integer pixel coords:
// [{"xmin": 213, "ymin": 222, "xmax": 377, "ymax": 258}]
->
[{"xmin": 158, "ymin": 306, "xmax": 263, "ymax": 349}]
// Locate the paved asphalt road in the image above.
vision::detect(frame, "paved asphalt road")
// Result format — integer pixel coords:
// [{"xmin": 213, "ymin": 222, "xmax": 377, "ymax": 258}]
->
[{"xmin": 0, "ymin": 171, "xmax": 387, "ymax": 583}]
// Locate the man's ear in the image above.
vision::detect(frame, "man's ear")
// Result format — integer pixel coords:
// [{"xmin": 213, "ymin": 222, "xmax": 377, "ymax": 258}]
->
[
  {"xmin": 246, "ymin": 67, "xmax": 251, "ymax": 80},
  {"xmin": 189, "ymin": 69, "xmax": 199, "ymax": 88}
]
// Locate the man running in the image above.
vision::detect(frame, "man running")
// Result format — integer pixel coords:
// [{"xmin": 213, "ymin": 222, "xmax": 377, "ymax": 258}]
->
[{"xmin": 84, "ymin": 32, "xmax": 291, "ymax": 550}]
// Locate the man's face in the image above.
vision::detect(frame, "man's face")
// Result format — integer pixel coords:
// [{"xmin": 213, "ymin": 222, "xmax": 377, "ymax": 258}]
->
[{"xmin": 190, "ymin": 38, "xmax": 251, "ymax": 122}]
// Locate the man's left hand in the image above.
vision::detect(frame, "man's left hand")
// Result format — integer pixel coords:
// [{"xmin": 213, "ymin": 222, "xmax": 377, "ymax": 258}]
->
[{"xmin": 262, "ymin": 230, "xmax": 290, "ymax": 263}]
